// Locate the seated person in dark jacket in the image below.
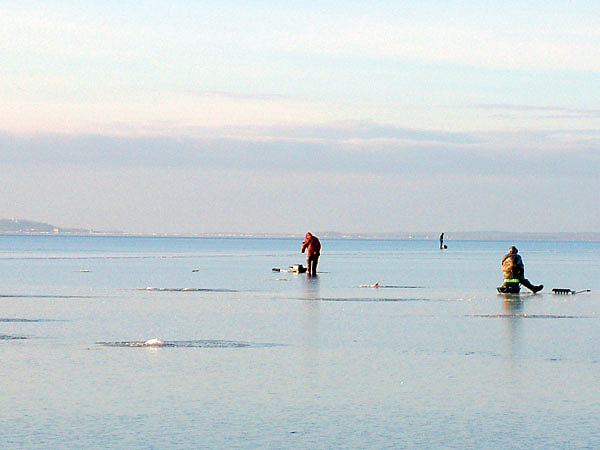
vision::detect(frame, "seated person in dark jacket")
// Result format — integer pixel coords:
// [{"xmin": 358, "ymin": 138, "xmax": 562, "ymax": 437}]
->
[{"xmin": 497, "ymin": 246, "xmax": 543, "ymax": 293}]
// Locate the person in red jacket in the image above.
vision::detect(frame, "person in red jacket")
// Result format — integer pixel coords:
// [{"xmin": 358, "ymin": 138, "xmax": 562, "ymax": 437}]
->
[{"xmin": 301, "ymin": 232, "xmax": 321, "ymax": 276}]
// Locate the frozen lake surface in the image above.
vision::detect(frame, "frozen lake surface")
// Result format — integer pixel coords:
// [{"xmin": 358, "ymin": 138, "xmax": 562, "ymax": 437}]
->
[{"xmin": 1, "ymin": 235, "xmax": 599, "ymax": 448}]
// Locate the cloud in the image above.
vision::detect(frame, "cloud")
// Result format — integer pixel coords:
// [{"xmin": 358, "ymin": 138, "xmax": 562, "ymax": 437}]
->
[
  {"xmin": 4, "ymin": 2, "xmax": 600, "ymax": 76},
  {"xmin": 472, "ymin": 104, "xmax": 600, "ymax": 120},
  {"xmin": 1, "ymin": 123, "xmax": 598, "ymax": 178},
  {"xmin": 183, "ymin": 90, "xmax": 291, "ymax": 101},
  {"xmin": 155, "ymin": 121, "xmax": 478, "ymax": 144},
  {"xmin": 228, "ymin": 5, "xmax": 600, "ymax": 71}
]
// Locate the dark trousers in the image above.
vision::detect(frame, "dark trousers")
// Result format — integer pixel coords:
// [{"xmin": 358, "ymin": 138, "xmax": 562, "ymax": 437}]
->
[
  {"xmin": 306, "ymin": 254, "xmax": 319, "ymax": 275},
  {"xmin": 519, "ymin": 278, "xmax": 538, "ymax": 291}
]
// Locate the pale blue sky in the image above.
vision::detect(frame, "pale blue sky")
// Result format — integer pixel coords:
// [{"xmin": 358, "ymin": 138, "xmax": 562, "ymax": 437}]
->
[{"xmin": 1, "ymin": 1, "xmax": 598, "ymax": 233}]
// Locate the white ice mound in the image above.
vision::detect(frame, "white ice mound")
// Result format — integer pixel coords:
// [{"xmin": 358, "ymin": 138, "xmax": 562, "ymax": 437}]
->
[{"xmin": 144, "ymin": 338, "xmax": 163, "ymax": 346}]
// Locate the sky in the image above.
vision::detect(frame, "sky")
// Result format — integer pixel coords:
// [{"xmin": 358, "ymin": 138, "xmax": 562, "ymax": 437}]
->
[{"xmin": 1, "ymin": 0, "xmax": 599, "ymax": 234}]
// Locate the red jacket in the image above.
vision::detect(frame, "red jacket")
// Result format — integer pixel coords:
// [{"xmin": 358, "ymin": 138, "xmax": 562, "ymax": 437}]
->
[{"xmin": 301, "ymin": 233, "xmax": 321, "ymax": 256}]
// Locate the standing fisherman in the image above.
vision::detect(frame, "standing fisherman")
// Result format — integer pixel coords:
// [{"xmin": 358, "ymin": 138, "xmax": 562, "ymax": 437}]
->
[{"xmin": 301, "ymin": 232, "xmax": 321, "ymax": 276}]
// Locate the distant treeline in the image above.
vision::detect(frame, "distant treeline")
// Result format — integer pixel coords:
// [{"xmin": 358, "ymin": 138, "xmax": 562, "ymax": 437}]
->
[{"xmin": 0, "ymin": 218, "xmax": 90, "ymax": 234}]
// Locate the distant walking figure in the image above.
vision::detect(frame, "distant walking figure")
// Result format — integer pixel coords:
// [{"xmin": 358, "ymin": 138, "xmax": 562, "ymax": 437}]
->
[
  {"xmin": 497, "ymin": 246, "xmax": 543, "ymax": 294},
  {"xmin": 301, "ymin": 232, "xmax": 321, "ymax": 276},
  {"xmin": 439, "ymin": 233, "xmax": 445, "ymax": 249}
]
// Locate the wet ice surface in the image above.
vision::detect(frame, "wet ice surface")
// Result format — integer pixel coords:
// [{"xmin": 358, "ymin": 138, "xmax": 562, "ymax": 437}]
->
[
  {"xmin": 469, "ymin": 313, "xmax": 590, "ymax": 318},
  {"xmin": 1, "ymin": 236, "xmax": 600, "ymax": 448},
  {"xmin": 359, "ymin": 284, "xmax": 424, "ymax": 288},
  {"xmin": 0, "ymin": 334, "xmax": 27, "ymax": 340},
  {"xmin": 97, "ymin": 339, "xmax": 282, "ymax": 348},
  {"xmin": 138, "ymin": 287, "xmax": 238, "ymax": 292},
  {"xmin": 289, "ymin": 296, "xmax": 438, "ymax": 302},
  {"xmin": 0, "ymin": 318, "xmax": 46, "ymax": 322},
  {"xmin": 0, "ymin": 294, "xmax": 95, "ymax": 298}
]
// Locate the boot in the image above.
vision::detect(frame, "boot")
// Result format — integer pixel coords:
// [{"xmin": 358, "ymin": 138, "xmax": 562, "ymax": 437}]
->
[{"xmin": 521, "ymin": 279, "xmax": 542, "ymax": 293}]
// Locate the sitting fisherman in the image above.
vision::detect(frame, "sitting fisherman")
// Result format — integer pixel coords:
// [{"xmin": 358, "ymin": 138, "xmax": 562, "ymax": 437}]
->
[{"xmin": 497, "ymin": 246, "xmax": 543, "ymax": 293}]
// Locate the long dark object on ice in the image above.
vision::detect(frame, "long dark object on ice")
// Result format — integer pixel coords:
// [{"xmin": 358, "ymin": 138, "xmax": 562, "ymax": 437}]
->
[{"xmin": 552, "ymin": 288, "xmax": 591, "ymax": 295}]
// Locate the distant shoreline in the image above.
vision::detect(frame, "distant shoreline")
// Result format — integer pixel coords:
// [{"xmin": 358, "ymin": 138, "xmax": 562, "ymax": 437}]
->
[
  {"xmin": 2, "ymin": 218, "xmax": 599, "ymax": 241},
  {"xmin": 1, "ymin": 231, "xmax": 599, "ymax": 242}
]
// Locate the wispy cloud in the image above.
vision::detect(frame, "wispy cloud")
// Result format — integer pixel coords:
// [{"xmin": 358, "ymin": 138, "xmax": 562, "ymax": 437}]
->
[
  {"xmin": 104, "ymin": 120, "xmax": 478, "ymax": 144},
  {"xmin": 472, "ymin": 104, "xmax": 600, "ymax": 120},
  {"xmin": 183, "ymin": 90, "xmax": 291, "ymax": 101}
]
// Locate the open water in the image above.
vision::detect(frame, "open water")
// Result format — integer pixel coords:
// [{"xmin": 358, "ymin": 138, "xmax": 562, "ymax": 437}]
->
[{"xmin": 1, "ymin": 235, "xmax": 599, "ymax": 449}]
